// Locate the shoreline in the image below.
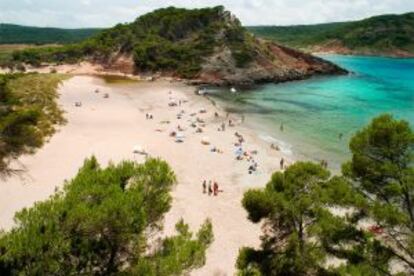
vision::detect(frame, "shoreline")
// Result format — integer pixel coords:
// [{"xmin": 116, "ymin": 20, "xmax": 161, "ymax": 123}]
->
[
  {"xmin": 0, "ymin": 75, "xmax": 291, "ymax": 275},
  {"xmin": 313, "ymin": 51, "xmax": 414, "ymax": 59}
]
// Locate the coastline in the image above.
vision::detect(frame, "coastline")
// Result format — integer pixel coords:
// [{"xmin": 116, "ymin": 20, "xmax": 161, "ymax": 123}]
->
[
  {"xmin": 312, "ymin": 51, "xmax": 414, "ymax": 59},
  {"xmin": 0, "ymin": 75, "xmax": 291, "ymax": 275}
]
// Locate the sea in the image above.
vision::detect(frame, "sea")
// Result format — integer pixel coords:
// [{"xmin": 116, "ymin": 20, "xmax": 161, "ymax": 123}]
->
[{"xmin": 208, "ymin": 55, "xmax": 414, "ymax": 170}]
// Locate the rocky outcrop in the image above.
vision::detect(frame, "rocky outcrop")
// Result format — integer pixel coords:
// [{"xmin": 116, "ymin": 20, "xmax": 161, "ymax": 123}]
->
[
  {"xmin": 95, "ymin": 7, "xmax": 347, "ymax": 86},
  {"xmin": 193, "ymin": 38, "xmax": 347, "ymax": 86}
]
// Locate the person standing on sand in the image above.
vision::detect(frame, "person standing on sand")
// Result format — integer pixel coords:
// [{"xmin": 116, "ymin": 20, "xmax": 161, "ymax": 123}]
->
[
  {"xmin": 208, "ymin": 181, "xmax": 212, "ymax": 196},
  {"xmin": 280, "ymin": 158, "xmax": 285, "ymax": 170},
  {"xmin": 213, "ymin": 182, "xmax": 219, "ymax": 196},
  {"xmin": 202, "ymin": 180, "xmax": 207, "ymax": 194}
]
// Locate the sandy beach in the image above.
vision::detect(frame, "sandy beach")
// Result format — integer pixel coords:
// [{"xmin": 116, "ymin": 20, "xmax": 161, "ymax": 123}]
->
[{"xmin": 0, "ymin": 75, "xmax": 290, "ymax": 275}]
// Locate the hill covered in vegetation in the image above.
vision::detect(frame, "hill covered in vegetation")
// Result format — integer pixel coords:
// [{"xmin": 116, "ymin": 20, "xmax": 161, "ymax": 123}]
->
[
  {"xmin": 0, "ymin": 24, "xmax": 101, "ymax": 45},
  {"xmin": 3, "ymin": 6, "xmax": 345, "ymax": 85},
  {"xmin": 248, "ymin": 12, "xmax": 414, "ymax": 57}
]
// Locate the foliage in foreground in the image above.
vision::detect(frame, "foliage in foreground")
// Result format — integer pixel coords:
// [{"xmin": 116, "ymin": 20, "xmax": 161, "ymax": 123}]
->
[
  {"xmin": 0, "ymin": 73, "xmax": 66, "ymax": 175},
  {"xmin": 238, "ymin": 114, "xmax": 414, "ymax": 275},
  {"xmin": 238, "ymin": 161, "xmax": 339, "ymax": 275},
  {"xmin": 0, "ymin": 157, "xmax": 213, "ymax": 275}
]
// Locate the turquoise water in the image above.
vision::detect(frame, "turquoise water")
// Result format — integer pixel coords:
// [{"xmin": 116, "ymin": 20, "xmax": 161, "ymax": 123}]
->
[{"xmin": 210, "ymin": 55, "xmax": 414, "ymax": 169}]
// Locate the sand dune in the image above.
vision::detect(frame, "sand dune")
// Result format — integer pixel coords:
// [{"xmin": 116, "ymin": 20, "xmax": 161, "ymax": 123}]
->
[{"xmin": 0, "ymin": 76, "xmax": 289, "ymax": 275}]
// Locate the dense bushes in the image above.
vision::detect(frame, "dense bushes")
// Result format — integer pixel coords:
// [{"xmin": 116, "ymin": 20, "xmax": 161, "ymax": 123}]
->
[
  {"xmin": 0, "ymin": 157, "xmax": 213, "ymax": 275},
  {"xmin": 0, "ymin": 73, "xmax": 66, "ymax": 175}
]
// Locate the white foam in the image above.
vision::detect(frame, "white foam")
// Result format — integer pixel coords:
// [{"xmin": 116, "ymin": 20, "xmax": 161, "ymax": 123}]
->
[{"xmin": 259, "ymin": 134, "xmax": 293, "ymax": 156}]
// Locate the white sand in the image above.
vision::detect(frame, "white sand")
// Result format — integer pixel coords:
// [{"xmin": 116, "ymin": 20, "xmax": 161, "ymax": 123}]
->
[{"xmin": 0, "ymin": 76, "xmax": 290, "ymax": 275}]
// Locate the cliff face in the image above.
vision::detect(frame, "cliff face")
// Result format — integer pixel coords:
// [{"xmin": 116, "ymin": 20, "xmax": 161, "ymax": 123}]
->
[{"xmin": 195, "ymin": 38, "xmax": 346, "ymax": 86}]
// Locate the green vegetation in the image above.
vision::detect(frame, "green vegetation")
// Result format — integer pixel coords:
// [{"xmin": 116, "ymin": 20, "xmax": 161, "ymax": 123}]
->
[
  {"xmin": 0, "ymin": 45, "xmax": 60, "ymax": 68},
  {"xmin": 0, "ymin": 24, "xmax": 101, "ymax": 45},
  {"xmin": 248, "ymin": 23, "xmax": 346, "ymax": 49},
  {"xmin": 237, "ymin": 114, "xmax": 414, "ymax": 275},
  {"xmin": 0, "ymin": 157, "xmax": 213, "ymax": 275},
  {"xmin": 0, "ymin": 73, "xmax": 66, "ymax": 175},
  {"xmin": 100, "ymin": 74, "xmax": 138, "ymax": 84},
  {"xmin": 5, "ymin": 6, "xmax": 257, "ymax": 77},
  {"xmin": 248, "ymin": 12, "xmax": 414, "ymax": 55},
  {"xmin": 238, "ymin": 161, "xmax": 334, "ymax": 275}
]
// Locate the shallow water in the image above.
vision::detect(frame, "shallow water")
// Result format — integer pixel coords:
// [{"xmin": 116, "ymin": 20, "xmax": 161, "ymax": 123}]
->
[{"xmin": 210, "ymin": 55, "xmax": 414, "ymax": 169}]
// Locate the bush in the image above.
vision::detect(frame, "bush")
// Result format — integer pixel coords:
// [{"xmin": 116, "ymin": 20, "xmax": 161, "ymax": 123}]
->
[{"xmin": 0, "ymin": 157, "xmax": 213, "ymax": 275}]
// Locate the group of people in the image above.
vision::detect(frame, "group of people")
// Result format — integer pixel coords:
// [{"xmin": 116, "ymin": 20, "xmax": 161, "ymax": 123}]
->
[
  {"xmin": 270, "ymin": 143, "xmax": 280, "ymax": 151},
  {"xmin": 202, "ymin": 180, "xmax": 220, "ymax": 196},
  {"xmin": 233, "ymin": 131, "xmax": 261, "ymax": 175},
  {"xmin": 234, "ymin": 132, "xmax": 245, "ymax": 145},
  {"xmin": 145, "ymin": 113, "xmax": 154, "ymax": 119},
  {"xmin": 218, "ymin": 119, "xmax": 236, "ymax": 132},
  {"xmin": 248, "ymin": 161, "xmax": 258, "ymax": 174}
]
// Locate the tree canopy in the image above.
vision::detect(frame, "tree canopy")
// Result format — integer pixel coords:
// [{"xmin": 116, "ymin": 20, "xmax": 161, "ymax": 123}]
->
[
  {"xmin": 336, "ymin": 114, "xmax": 414, "ymax": 273},
  {"xmin": 238, "ymin": 114, "xmax": 414, "ymax": 275},
  {"xmin": 0, "ymin": 157, "xmax": 213, "ymax": 275},
  {"xmin": 0, "ymin": 24, "xmax": 100, "ymax": 45},
  {"xmin": 238, "ymin": 161, "xmax": 334, "ymax": 275},
  {"xmin": 248, "ymin": 12, "xmax": 414, "ymax": 56}
]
